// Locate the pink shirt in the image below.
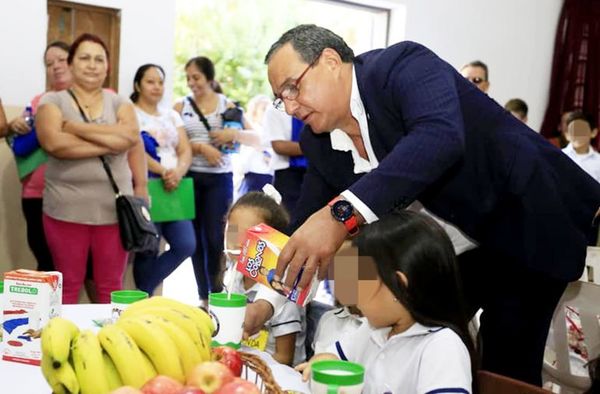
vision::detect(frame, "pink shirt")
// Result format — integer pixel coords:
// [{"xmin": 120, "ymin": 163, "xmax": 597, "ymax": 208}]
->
[{"xmin": 21, "ymin": 93, "xmax": 46, "ymax": 199}]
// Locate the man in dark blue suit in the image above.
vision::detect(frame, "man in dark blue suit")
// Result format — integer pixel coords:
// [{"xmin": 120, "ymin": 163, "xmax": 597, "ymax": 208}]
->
[{"xmin": 245, "ymin": 24, "xmax": 600, "ymax": 385}]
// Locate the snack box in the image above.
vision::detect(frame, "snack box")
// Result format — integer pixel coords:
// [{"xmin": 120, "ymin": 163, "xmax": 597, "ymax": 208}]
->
[
  {"xmin": 2, "ymin": 270, "xmax": 62, "ymax": 365},
  {"xmin": 236, "ymin": 223, "xmax": 318, "ymax": 306}
]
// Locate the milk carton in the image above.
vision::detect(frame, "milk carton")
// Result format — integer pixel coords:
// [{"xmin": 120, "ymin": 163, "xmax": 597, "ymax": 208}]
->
[
  {"xmin": 2, "ymin": 270, "xmax": 62, "ymax": 365},
  {"xmin": 236, "ymin": 223, "xmax": 318, "ymax": 306}
]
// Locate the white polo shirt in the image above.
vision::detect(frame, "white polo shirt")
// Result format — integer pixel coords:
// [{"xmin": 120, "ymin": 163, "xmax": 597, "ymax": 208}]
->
[
  {"xmin": 330, "ymin": 322, "xmax": 472, "ymax": 394},
  {"xmin": 562, "ymin": 143, "xmax": 600, "ymax": 183},
  {"xmin": 312, "ymin": 307, "xmax": 365, "ymax": 354}
]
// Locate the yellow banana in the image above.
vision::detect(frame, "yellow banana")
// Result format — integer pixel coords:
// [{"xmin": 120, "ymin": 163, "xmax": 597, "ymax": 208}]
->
[
  {"xmin": 41, "ymin": 354, "xmax": 67, "ymax": 394},
  {"xmin": 102, "ymin": 351, "xmax": 123, "ymax": 391},
  {"xmin": 97, "ymin": 324, "xmax": 155, "ymax": 388},
  {"xmin": 121, "ymin": 306, "xmax": 211, "ymax": 362},
  {"xmin": 140, "ymin": 349, "xmax": 157, "ymax": 376},
  {"xmin": 71, "ymin": 330, "xmax": 109, "ymax": 394},
  {"xmin": 54, "ymin": 360, "xmax": 80, "ymax": 394},
  {"xmin": 120, "ymin": 296, "xmax": 215, "ymax": 339},
  {"xmin": 41, "ymin": 317, "xmax": 80, "ymax": 368},
  {"xmin": 117, "ymin": 316, "xmax": 185, "ymax": 383},
  {"xmin": 141, "ymin": 314, "xmax": 204, "ymax": 374}
]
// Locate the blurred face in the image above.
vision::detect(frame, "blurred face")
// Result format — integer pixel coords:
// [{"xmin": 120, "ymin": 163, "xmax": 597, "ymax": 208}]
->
[
  {"xmin": 225, "ymin": 207, "xmax": 264, "ymax": 262},
  {"xmin": 566, "ymin": 119, "xmax": 597, "ymax": 151},
  {"xmin": 186, "ymin": 63, "xmax": 211, "ymax": 97},
  {"xmin": 137, "ymin": 67, "xmax": 165, "ymax": 105},
  {"xmin": 70, "ymin": 41, "xmax": 108, "ymax": 88},
  {"xmin": 332, "ymin": 248, "xmax": 408, "ymax": 329},
  {"xmin": 45, "ymin": 46, "xmax": 71, "ymax": 91},
  {"xmin": 267, "ymin": 44, "xmax": 348, "ymax": 133},
  {"xmin": 461, "ymin": 65, "xmax": 489, "ymax": 93}
]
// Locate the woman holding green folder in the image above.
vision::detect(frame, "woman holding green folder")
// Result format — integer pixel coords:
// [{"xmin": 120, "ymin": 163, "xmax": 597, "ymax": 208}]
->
[{"xmin": 130, "ymin": 64, "xmax": 196, "ymax": 295}]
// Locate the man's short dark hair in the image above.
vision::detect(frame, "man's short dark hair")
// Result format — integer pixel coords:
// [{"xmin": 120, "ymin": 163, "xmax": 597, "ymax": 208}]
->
[
  {"xmin": 504, "ymin": 98, "xmax": 528, "ymax": 118},
  {"xmin": 265, "ymin": 24, "xmax": 355, "ymax": 65},
  {"xmin": 566, "ymin": 111, "xmax": 597, "ymax": 129},
  {"xmin": 461, "ymin": 60, "xmax": 489, "ymax": 81}
]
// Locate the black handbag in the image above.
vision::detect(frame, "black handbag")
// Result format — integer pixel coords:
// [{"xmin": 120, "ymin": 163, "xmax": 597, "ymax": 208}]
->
[{"xmin": 67, "ymin": 90, "xmax": 160, "ymax": 254}]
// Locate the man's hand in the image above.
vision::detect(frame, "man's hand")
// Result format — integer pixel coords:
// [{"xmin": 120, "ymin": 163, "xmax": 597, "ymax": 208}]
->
[
  {"xmin": 243, "ymin": 300, "xmax": 274, "ymax": 339},
  {"xmin": 276, "ymin": 206, "xmax": 348, "ymax": 290}
]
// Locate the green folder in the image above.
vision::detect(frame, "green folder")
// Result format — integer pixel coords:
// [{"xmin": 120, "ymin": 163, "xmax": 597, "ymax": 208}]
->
[
  {"xmin": 14, "ymin": 148, "xmax": 48, "ymax": 180},
  {"xmin": 147, "ymin": 177, "xmax": 196, "ymax": 223}
]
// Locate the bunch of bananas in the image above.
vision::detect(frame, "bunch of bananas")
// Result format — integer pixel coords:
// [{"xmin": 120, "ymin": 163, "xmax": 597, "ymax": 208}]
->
[{"xmin": 40, "ymin": 296, "xmax": 215, "ymax": 394}]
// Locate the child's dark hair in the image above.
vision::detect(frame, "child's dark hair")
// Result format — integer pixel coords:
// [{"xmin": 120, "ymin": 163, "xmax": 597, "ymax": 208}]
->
[
  {"xmin": 130, "ymin": 64, "xmax": 165, "ymax": 103},
  {"xmin": 567, "ymin": 111, "xmax": 596, "ymax": 129},
  {"xmin": 352, "ymin": 210, "xmax": 478, "ymax": 385},
  {"xmin": 228, "ymin": 192, "xmax": 290, "ymax": 233}
]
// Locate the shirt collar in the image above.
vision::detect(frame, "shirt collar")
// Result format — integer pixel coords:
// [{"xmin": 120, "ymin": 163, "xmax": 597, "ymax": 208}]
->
[
  {"xmin": 370, "ymin": 322, "xmax": 446, "ymax": 346},
  {"xmin": 565, "ymin": 143, "xmax": 595, "ymax": 159}
]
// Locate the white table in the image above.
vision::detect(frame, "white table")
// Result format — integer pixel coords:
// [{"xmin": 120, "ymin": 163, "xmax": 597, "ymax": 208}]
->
[{"xmin": 0, "ymin": 304, "xmax": 309, "ymax": 393}]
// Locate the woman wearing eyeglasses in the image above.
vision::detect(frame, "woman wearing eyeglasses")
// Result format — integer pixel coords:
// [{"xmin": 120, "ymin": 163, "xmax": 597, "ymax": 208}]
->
[{"xmin": 174, "ymin": 56, "xmax": 258, "ymax": 307}]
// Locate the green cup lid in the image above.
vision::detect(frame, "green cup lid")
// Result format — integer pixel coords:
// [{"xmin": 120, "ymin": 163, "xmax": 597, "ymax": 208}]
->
[
  {"xmin": 209, "ymin": 292, "xmax": 247, "ymax": 307},
  {"xmin": 0, "ymin": 281, "xmax": 3, "ymax": 294},
  {"xmin": 111, "ymin": 290, "xmax": 148, "ymax": 304},
  {"xmin": 312, "ymin": 360, "xmax": 364, "ymax": 386}
]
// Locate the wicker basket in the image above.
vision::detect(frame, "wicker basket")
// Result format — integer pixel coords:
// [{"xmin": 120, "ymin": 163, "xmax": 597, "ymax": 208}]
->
[{"xmin": 239, "ymin": 351, "xmax": 285, "ymax": 394}]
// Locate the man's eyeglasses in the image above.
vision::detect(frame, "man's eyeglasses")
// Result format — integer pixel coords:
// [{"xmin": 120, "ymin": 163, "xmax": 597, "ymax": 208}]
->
[{"xmin": 273, "ymin": 53, "xmax": 321, "ymax": 112}]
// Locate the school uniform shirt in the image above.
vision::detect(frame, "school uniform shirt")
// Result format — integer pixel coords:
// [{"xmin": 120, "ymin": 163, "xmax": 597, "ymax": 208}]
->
[
  {"xmin": 330, "ymin": 322, "xmax": 472, "ymax": 394},
  {"xmin": 223, "ymin": 268, "xmax": 307, "ymax": 365},
  {"xmin": 562, "ymin": 144, "xmax": 600, "ymax": 183},
  {"xmin": 312, "ymin": 307, "xmax": 365, "ymax": 354}
]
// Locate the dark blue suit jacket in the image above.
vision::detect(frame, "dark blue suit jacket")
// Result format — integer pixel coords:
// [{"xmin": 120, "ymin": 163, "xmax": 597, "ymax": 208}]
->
[{"xmin": 292, "ymin": 41, "xmax": 600, "ymax": 282}]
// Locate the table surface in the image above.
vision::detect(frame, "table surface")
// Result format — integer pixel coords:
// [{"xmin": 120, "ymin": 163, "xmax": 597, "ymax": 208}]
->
[{"xmin": 0, "ymin": 304, "xmax": 310, "ymax": 393}]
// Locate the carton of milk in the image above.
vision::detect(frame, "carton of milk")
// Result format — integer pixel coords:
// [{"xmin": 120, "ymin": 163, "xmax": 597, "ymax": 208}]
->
[
  {"xmin": 236, "ymin": 223, "xmax": 319, "ymax": 306},
  {"xmin": 2, "ymin": 270, "xmax": 62, "ymax": 365}
]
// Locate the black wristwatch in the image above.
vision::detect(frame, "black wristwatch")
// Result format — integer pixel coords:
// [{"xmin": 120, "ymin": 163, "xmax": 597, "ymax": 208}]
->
[{"xmin": 328, "ymin": 197, "xmax": 359, "ymax": 236}]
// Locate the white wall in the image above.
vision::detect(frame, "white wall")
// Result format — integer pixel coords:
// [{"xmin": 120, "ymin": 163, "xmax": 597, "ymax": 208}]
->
[
  {"xmin": 0, "ymin": 0, "xmax": 176, "ymax": 106},
  {"xmin": 390, "ymin": 0, "xmax": 563, "ymax": 131}
]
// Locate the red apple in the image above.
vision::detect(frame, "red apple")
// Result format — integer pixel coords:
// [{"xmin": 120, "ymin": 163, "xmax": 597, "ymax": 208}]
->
[
  {"xmin": 214, "ymin": 378, "xmax": 260, "ymax": 394},
  {"xmin": 212, "ymin": 346, "xmax": 243, "ymax": 377},
  {"xmin": 109, "ymin": 387, "xmax": 143, "ymax": 394},
  {"xmin": 177, "ymin": 387, "xmax": 206, "ymax": 394},
  {"xmin": 186, "ymin": 361, "xmax": 234, "ymax": 393},
  {"xmin": 141, "ymin": 375, "xmax": 184, "ymax": 394}
]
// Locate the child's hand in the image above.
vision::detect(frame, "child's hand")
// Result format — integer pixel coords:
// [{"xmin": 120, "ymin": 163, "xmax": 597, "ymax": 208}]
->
[{"xmin": 294, "ymin": 353, "xmax": 339, "ymax": 382}]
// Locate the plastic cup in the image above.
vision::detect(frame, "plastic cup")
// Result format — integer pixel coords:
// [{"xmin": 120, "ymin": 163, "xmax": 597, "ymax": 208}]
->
[
  {"xmin": 311, "ymin": 360, "xmax": 365, "ymax": 394},
  {"xmin": 111, "ymin": 290, "xmax": 148, "ymax": 322},
  {"xmin": 208, "ymin": 292, "xmax": 247, "ymax": 349}
]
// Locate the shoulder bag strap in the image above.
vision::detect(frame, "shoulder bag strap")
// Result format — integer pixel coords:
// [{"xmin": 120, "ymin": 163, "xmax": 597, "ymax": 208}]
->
[{"xmin": 186, "ymin": 96, "xmax": 211, "ymax": 131}]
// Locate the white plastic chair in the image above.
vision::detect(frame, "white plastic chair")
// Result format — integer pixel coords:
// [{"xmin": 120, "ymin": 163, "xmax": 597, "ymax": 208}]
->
[{"xmin": 543, "ymin": 281, "xmax": 600, "ymax": 393}]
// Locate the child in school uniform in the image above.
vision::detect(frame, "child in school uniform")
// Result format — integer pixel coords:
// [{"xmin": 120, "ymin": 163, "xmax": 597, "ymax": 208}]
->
[
  {"xmin": 223, "ymin": 189, "xmax": 306, "ymax": 366},
  {"xmin": 297, "ymin": 210, "xmax": 477, "ymax": 393},
  {"xmin": 311, "ymin": 304, "xmax": 365, "ymax": 355}
]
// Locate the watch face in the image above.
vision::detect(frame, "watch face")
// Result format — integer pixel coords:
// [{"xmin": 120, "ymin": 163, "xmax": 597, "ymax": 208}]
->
[{"xmin": 332, "ymin": 200, "xmax": 354, "ymax": 221}]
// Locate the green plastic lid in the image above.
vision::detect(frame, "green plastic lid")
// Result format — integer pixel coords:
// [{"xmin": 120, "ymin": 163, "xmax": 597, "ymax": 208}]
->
[
  {"xmin": 209, "ymin": 292, "xmax": 247, "ymax": 307},
  {"xmin": 312, "ymin": 360, "xmax": 365, "ymax": 386},
  {"xmin": 111, "ymin": 290, "xmax": 148, "ymax": 304},
  {"xmin": 0, "ymin": 281, "xmax": 3, "ymax": 294}
]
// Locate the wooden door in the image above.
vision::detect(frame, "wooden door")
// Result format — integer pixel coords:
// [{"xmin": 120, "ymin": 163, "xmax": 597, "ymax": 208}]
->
[{"xmin": 47, "ymin": 0, "xmax": 121, "ymax": 91}]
